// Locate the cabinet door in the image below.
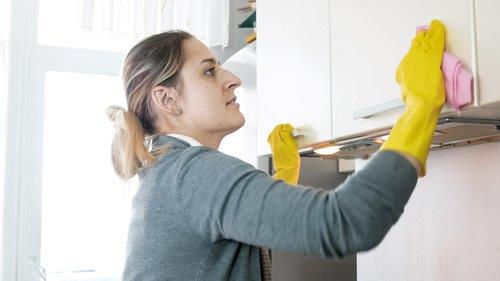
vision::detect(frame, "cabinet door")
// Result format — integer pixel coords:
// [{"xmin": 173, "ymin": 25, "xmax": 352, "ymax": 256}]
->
[
  {"xmin": 257, "ymin": 0, "xmax": 331, "ymax": 156},
  {"xmin": 330, "ymin": 0, "xmax": 473, "ymax": 139},
  {"xmin": 475, "ymin": 0, "xmax": 500, "ymax": 107}
]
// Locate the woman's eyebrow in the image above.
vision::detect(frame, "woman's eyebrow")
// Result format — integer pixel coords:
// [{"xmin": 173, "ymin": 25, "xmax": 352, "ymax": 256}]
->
[{"xmin": 198, "ymin": 58, "xmax": 220, "ymax": 67}]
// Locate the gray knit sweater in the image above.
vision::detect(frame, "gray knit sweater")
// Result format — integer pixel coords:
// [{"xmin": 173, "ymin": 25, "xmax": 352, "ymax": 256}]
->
[{"xmin": 122, "ymin": 135, "xmax": 418, "ymax": 280}]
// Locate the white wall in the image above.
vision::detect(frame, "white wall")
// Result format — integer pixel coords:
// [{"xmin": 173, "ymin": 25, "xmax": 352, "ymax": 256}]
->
[
  {"xmin": 219, "ymin": 42, "xmax": 257, "ymax": 167},
  {"xmin": 357, "ymin": 142, "xmax": 500, "ymax": 280},
  {"xmin": 217, "ymin": 0, "xmax": 256, "ymax": 165}
]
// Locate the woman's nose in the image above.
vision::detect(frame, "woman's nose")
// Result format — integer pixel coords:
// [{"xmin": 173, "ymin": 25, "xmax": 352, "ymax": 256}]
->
[{"xmin": 223, "ymin": 69, "xmax": 242, "ymax": 90}]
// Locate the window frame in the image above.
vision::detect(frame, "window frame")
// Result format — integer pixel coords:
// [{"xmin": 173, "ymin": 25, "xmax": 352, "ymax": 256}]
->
[{"xmin": 3, "ymin": 0, "xmax": 126, "ymax": 280}]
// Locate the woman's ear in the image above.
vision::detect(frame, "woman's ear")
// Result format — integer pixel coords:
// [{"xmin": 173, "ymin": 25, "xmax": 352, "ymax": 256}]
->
[{"xmin": 151, "ymin": 85, "xmax": 181, "ymax": 115}]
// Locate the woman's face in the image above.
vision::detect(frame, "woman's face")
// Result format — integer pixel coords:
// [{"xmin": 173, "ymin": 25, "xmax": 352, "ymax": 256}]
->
[{"xmin": 177, "ymin": 38, "xmax": 244, "ymax": 139}]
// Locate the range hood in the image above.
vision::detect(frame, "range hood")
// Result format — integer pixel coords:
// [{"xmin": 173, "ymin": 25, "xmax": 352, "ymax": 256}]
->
[{"xmin": 300, "ymin": 116, "xmax": 500, "ymax": 159}]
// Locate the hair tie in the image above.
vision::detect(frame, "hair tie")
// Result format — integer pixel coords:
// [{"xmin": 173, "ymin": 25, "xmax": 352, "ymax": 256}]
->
[{"xmin": 106, "ymin": 105, "xmax": 127, "ymax": 132}]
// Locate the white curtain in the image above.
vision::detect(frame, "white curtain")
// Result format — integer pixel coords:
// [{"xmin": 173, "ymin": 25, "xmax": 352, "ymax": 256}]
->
[{"xmin": 80, "ymin": 0, "xmax": 230, "ymax": 47}]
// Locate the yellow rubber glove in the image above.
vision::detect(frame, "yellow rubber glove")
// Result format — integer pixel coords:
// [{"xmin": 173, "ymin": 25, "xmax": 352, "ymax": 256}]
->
[
  {"xmin": 267, "ymin": 124, "xmax": 301, "ymax": 185},
  {"xmin": 381, "ymin": 19, "xmax": 446, "ymax": 176}
]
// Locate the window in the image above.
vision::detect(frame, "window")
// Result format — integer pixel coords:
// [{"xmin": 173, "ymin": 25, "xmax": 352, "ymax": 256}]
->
[
  {"xmin": 5, "ymin": 0, "xmax": 233, "ymax": 279},
  {"xmin": 5, "ymin": 0, "xmax": 135, "ymax": 279}
]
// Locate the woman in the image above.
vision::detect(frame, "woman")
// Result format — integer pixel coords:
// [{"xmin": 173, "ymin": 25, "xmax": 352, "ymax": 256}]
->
[{"xmin": 107, "ymin": 19, "xmax": 445, "ymax": 280}]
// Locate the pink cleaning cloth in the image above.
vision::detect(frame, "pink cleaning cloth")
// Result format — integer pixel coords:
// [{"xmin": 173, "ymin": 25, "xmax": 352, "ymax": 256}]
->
[{"xmin": 416, "ymin": 25, "xmax": 473, "ymax": 110}]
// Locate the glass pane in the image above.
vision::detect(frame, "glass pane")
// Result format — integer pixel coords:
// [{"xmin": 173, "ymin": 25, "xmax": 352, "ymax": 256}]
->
[
  {"xmin": 41, "ymin": 71, "xmax": 137, "ymax": 281},
  {"xmin": 38, "ymin": 0, "xmax": 142, "ymax": 51}
]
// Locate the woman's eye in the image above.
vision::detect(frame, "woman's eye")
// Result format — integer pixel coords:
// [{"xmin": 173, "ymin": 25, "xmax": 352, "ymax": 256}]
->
[{"xmin": 204, "ymin": 67, "xmax": 215, "ymax": 76}]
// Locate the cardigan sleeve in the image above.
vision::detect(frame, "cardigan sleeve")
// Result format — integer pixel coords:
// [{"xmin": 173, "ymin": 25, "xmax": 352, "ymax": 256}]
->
[{"xmin": 176, "ymin": 148, "xmax": 417, "ymax": 258}]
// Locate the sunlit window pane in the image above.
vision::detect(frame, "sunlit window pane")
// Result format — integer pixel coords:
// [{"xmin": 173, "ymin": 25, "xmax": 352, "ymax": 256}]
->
[{"xmin": 41, "ymin": 71, "xmax": 137, "ymax": 280}]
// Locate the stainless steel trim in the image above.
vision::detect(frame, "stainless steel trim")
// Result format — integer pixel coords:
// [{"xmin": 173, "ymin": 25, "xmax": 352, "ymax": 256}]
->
[
  {"xmin": 298, "ymin": 147, "xmax": 315, "ymax": 154},
  {"xmin": 301, "ymin": 117, "xmax": 500, "ymax": 158},
  {"xmin": 352, "ymin": 98, "xmax": 404, "ymax": 120}
]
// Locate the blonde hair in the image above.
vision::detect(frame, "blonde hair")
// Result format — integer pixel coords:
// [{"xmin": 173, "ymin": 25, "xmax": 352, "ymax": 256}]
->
[{"xmin": 107, "ymin": 30, "xmax": 193, "ymax": 180}]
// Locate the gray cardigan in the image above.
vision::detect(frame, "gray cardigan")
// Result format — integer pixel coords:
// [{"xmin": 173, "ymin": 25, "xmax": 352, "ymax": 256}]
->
[{"xmin": 122, "ymin": 135, "xmax": 417, "ymax": 280}]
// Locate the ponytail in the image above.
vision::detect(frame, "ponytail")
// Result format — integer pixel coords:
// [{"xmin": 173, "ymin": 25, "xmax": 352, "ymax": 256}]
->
[{"xmin": 107, "ymin": 105, "xmax": 155, "ymax": 180}]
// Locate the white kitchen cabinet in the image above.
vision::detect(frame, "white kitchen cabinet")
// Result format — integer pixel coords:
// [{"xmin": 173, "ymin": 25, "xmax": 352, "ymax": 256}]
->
[
  {"xmin": 474, "ymin": 0, "xmax": 500, "ymax": 107},
  {"xmin": 330, "ymin": 0, "xmax": 474, "ymax": 140},
  {"xmin": 257, "ymin": 0, "xmax": 331, "ymax": 156},
  {"xmin": 257, "ymin": 0, "xmax": 500, "ymax": 157}
]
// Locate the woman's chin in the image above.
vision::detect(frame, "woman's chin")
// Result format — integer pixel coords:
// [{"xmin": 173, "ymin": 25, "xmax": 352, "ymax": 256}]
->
[
  {"xmin": 237, "ymin": 116, "xmax": 246, "ymax": 129},
  {"xmin": 226, "ymin": 115, "xmax": 246, "ymax": 134}
]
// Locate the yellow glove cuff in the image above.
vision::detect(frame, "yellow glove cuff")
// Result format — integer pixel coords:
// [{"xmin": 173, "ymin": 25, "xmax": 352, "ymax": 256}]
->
[{"xmin": 381, "ymin": 97, "xmax": 442, "ymax": 176}]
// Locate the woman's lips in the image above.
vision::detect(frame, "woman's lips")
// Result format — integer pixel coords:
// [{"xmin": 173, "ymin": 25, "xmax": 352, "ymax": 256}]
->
[{"xmin": 226, "ymin": 100, "xmax": 240, "ymax": 107}]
